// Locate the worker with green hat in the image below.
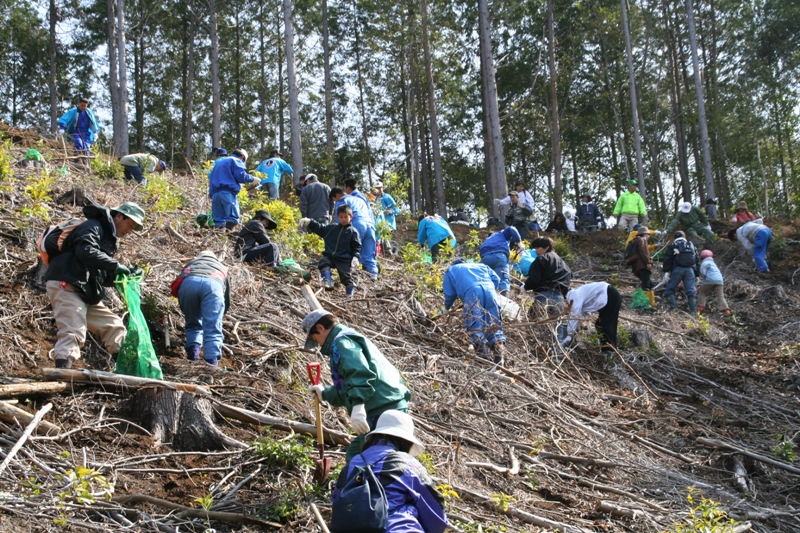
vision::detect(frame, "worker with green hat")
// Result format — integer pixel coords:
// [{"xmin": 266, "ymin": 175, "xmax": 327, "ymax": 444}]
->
[
  {"xmin": 45, "ymin": 202, "xmax": 146, "ymax": 369},
  {"xmin": 612, "ymin": 180, "xmax": 647, "ymax": 231}
]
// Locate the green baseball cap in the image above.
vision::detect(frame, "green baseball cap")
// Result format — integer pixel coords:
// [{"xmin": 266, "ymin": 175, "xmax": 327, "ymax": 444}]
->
[
  {"xmin": 112, "ymin": 202, "xmax": 146, "ymax": 230},
  {"xmin": 628, "ymin": 180, "xmax": 638, "ymax": 186}
]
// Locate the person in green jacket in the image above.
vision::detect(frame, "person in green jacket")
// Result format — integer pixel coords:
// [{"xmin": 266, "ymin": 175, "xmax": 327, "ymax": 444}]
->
[
  {"xmin": 120, "ymin": 153, "xmax": 167, "ymax": 184},
  {"xmin": 612, "ymin": 180, "xmax": 647, "ymax": 231},
  {"xmin": 303, "ymin": 309, "xmax": 411, "ymax": 461},
  {"xmin": 664, "ymin": 201, "xmax": 715, "ymax": 243}
]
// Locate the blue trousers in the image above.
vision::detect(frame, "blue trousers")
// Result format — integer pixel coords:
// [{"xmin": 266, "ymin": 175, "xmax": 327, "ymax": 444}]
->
[
  {"xmin": 123, "ymin": 165, "xmax": 145, "ymax": 183},
  {"xmin": 71, "ymin": 131, "xmax": 91, "ymax": 155},
  {"xmin": 664, "ymin": 266, "xmax": 697, "ymax": 298},
  {"xmin": 463, "ymin": 286, "xmax": 505, "ymax": 349},
  {"xmin": 262, "ymin": 182, "xmax": 279, "ymax": 199},
  {"xmin": 211, "ymin": 190, "xmax": 240, "ymax": 228},
  {"xmin": 753, "ymin": 228, "xmax": 772, "ymax": 272},
  {"xmin": 481, "ymin": 252, "xmax": 510, "ymax": 292},
  {"xmin": 353, "ymin": 222, "xmax": 379, "ymax": 275},
  {"xmin": 178, "ymin": 276, "xmax": 225, "ymax": 362}
]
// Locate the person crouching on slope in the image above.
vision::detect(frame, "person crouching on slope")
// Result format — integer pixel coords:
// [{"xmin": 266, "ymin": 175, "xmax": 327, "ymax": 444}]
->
[
  {"xmin": 697, "ymin": 250, "xmax": 731, "ymax": 316},
  {"xmin": 303, "ymin": 310, "xmax": 411, "ymax": 462}
]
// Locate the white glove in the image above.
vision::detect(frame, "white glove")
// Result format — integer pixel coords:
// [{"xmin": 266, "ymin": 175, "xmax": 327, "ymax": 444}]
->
[
  {"xmin": 663, "ymin": 272, "xmax": 671, "ymax": 283},
  {"xmin": 351, "ymin": 256, "xmax": 360, "ymax": 268},
  {"xmin": 298, "ymin": 218, "xmax": 312, "ymax": 231},
  {"xmin": 308, "ymin": 384, "xmax": 324, "ymax": 401},
  {"xmin": 560, "ymin": 335, "xmax": 573, "ymax": 346},
  {"xmin": 349, "ymin": 404, "xmax": 370, "ymax": 434},
  {"xmin": 516, "ymin": 242, "xmax": 525, "ymax": 251}
]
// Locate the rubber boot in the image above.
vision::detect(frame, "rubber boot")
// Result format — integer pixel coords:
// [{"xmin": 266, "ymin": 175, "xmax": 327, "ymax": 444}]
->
[
  {"xmin": 688, "ymin": 296, "xmax": 698, "ymax": 315},
  {"xmin": 346, "ymin": 286, "xmax": 355, "ymax": 300},
  {"xmin": 186, "ymin": 345, "xmax": 201, "ymax": 361},
  {"xmin": 321, "ymin": 268, "xmax": 334, "ymax": 290},
  {"xmin": 645, "ymin": 290, "xmax": 656, "ymax": 308},
  {"xmin": 666, "ymin": 293, "xmax": 676, "ymax": 310}
]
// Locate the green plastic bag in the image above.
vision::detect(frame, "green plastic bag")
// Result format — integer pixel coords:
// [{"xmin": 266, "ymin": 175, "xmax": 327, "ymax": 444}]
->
[
  {"xmin": 272, "ymin": 258, "xmax": 312, "ymax": 283},
  {"xmin": 630, "ymin": 288, "xmax": 651, "ymax": 310},
  {"xmin": 25, "ymin": 148, "xmax": 44, "ymax": 161},
  {"xmin": 195, "ymin": 212, "xmax": 215, "ymax": 228},
  {"xmin": 114, "ymin": 275, "xmax": 164, "ymax": 380}
]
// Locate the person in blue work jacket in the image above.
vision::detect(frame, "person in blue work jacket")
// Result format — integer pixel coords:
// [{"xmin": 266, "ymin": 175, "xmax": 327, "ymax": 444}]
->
[
  {"xmin": 331, "ymin": 187, "xmax": 379, "ymax": 277},
  {"xmin": 443, "ymin": 260, "xmax": 506, "ymax": 364},
  {"xmin": 373, "ymin": 181, "xmax": 398, "ymax": 231},
  {"xmin": 479, "ymin": 226, "xmax": 522, "ymax": 296},
  {"xmin": 417, "ymin": 214, "xmax": 455, "ymax": 263},
  {"xmin": 208, "ymin": 149, "xmax": 256, "ymax": 230},
  {"xmin": 58, "ymin": 98, "xmax": 100, "ymax": 156},
  {"xmin": 255, "ymin": 149, "xmax": 294, "ymax": 199},
  {"xmin": 331, "ymin": 410, "xmax": 448, "ymax": 533}
]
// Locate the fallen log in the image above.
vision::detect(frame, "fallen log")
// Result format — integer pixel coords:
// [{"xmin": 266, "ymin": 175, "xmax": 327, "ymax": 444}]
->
[
  {"xmin": 0, "ymin": 382, "xmax": 70, "ymax": 399},
  {"xmin": 41, "ymin": 368, "xmax": 212, "ymax": 397},
  {"xmin": 210, "ymin": 400, "xmax": 352, "ymax": 447},
  {"xmin": 111, "ymin": 493, "xmax": 281, "ymax": 528},
  {"xmin": 595, "ymin": 501, "xmax": 642, "ymax": 519},
  {"xmin": 0, "ymin": 401, "xmax": 59, "ymax": 436},
  {"xmin": 697, "ymin": 437, "xmax": 800, "ymax": 476}
]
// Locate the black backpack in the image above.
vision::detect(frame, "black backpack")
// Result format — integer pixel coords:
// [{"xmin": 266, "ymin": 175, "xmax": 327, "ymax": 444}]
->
[
  {"xmin": 674, "ymin": 240, "xmax": 697, "ymax": 268},
  {"xmin": 330, "ymin": 454, "xmax": 388, "ymax": 533},
  {"xmin": 624, "ymin": 239, "xmax": 640, "ymax": 264}
]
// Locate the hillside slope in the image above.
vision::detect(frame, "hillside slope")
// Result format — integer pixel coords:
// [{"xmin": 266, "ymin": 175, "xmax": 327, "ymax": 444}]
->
[{"xmin": 0, "ymin": 133, "xmax": 798, "ymax": 533}]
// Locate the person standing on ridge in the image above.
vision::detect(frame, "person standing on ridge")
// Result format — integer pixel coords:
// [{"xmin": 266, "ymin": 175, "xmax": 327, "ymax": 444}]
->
[
  {"xmin": 58, "ymin": 97, "xmax": 100, "ymax": 159},
  {"xmin": 208, "ymin": 149, "xmax": 256, "ymax": 230},
  {"xmin": 612, "ymin": 180, "xmax": 647, "ymax": 231},
  {"xmin": 255, "ymin": 149, "xmax": 294, "ymax": 199}
]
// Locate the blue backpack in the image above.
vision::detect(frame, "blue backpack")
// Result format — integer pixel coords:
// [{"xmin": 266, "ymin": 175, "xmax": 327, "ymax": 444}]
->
[{"xmin": 330, "ymin": 454, "xmax": 388, "ymax": 533}]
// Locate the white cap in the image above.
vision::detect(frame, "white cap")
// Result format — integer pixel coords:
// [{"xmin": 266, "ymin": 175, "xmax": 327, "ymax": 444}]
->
[
  {"xmin": 365, "ymin": 410, "xmax": 425, "ymax": 456},
  {"xmin": 680, "ymin": 201, "xmax": 692, "ymax": 213}
]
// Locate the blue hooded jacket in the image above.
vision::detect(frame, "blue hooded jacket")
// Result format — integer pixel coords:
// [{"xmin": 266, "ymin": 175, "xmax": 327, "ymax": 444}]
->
[
  {"xmin": 479, "ymin": 227, "xmax": 521, "ymax": 258},
  {"xmin": 376, "ymin": 193, "xmax": 398, "ymax": 230},
  {"xmin": 208, "ymin": 156, "xmax": 255, "ymax": 197},
  {"xmin": 58, "ymin": 107, "xmax": 100, "ymax": 142},
  {"xmin": 333, "ymin": 442, "xmax": 448, "ymax": 533},
  {"xmin": 417, "ymin": 216, "xmax": 455, "ymax": 250},
  {"xmin": 255, "ymin": 157, "xmax": 294, "ymax": 185},
  {"xmin": 443, "ymin": 262, "xmax": 500, "ymax": 310},
  {"xmin": 335, "ymin": 194, "xmax": 376, "ymax": 234}
]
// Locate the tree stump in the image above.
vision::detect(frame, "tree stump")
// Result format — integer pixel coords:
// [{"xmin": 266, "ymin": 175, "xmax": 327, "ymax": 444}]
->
[
  {"xmin": 132, "ymin": 388, "xmax": 247, "ymax": 451},
  {"xmin": 54, "ymin": 187, "xmax": 96, "ymax": 207}
]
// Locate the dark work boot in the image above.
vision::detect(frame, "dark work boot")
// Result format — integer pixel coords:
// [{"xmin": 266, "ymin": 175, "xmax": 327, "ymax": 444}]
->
[
  {"xmin": 55, "ymin": 357, "xmax": 72, "ymax": 369},
  {"xmin": 475, "ymin": 343, "xmax": 491, "ymax": 361},
  {"xmin": 321, "ymin": 268, "xmax": 334, "ymax": 290},
  {"xmin": 186, "ymin": 345, "xmax": 201, "ymax": 361},
  {"xmin": 666, "ymin": 293, "xmax": 676, "ymax": 311},
  {"xmin": 688, "ymin": 296, "xmax": 698, "ymax": 315}
]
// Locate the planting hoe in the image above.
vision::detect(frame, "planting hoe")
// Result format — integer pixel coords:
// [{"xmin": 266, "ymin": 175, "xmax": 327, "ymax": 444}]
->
[{"xmin": 307, "ymin": 362, "xmax": 332, "ymax": 482}]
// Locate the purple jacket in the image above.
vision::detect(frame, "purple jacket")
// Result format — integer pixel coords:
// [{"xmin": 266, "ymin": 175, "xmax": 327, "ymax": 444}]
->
[{"xmin": 333, "ymin": 442, "xmax": 448, "ymax": 533}]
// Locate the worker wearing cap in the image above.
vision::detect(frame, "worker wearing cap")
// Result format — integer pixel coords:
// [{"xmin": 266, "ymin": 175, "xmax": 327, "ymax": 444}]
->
[
  {"xmin": 664, "ymin": 201, "xmax": 714, "ymax": 243},
  {"xmin": 255, "ymin": 149, "xmax": 294, "ymax": 199},
  {"xmin": 234, "ymin": 210, "xmax": 280, "ymax": 264},
  {"xmin": 119, "ymin": 153, "xmax": 167, "ymax": 185},
  {"xmin": 373, "ymin": 181, "xmax": 398, "ymax": 231},
  {"xmin": 628, "ymin": 226, "xmax": 655, "ymax": 306},
  {"xmin": 45, "ymin": 202, "xmax": 146, "ymax": 369},
  {"xmin": 303, "ymin": 309, "xmax": 411, "ymax": 462},
  {"xmin": 208, "ymin": 149, "xmax": 256, "ymax": 229},
  {"xmin": 612, "ymin": 180, "xmax": 647, "ymax": 231}
]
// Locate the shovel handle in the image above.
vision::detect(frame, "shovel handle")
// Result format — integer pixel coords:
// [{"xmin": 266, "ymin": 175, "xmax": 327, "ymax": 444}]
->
[{"xmin": 307, "ymin": 362, "xmax": 321, "ymax": 385}]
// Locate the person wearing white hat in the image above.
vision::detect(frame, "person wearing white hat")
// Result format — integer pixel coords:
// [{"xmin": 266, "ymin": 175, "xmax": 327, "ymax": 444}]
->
[
  {"xmin": 373, "ymin": 181, "xmax": 399, "ymax": 232},
  {"xmin": 664, "ymin": 201, "xmax": 714, "ymax": 243},
  {"xmin": 302, "ymin": 310, "xmax": 410, "ymax": 461},
  {"xmin": 331, "ymin": 410, "xmax": 448, "ymax": 533}
]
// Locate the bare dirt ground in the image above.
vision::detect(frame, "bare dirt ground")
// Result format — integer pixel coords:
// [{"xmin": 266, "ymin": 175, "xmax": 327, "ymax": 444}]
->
[{"xmin": 0, "ymin": 130, "xmax": 798, "ymax": 532}]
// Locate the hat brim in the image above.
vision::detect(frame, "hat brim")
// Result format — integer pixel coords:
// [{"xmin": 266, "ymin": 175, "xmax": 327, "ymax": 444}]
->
[
  {"xmin": 367, "ymin": 427, "xmax": 425, "ymax": 457},
  {"xmin": 111, "ymin": 210, "xmax": 144, "ymax": 231},
  {"xmin": 304, "ymin": 336, "xmax": 318, "ymax": 350}
]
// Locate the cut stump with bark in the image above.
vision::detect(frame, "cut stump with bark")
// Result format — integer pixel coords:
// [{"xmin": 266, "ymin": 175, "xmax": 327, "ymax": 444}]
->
[{"xmin": 131, "ymin": 387, "xmax": 246, "ymax": 451}]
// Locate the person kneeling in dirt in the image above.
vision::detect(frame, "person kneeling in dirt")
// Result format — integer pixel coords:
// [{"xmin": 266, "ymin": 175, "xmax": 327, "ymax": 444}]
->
[
  {"xmin": 663, "ymin": 231, "xmax": 700, "ymax": 313},
  {"xmin": 331, "ymin": 410, "xmax": 448, "ymax": 533},
  {"xmin": 119, "ymin": 153, "xmax": 166, "ymax": 185},
  {"xmin": 563, "ymin": 282, "xmax": 622, "ymax": 358},
  {"xmin": 303, "ymin": 310, "xmax": 411, "ymax": 462},
  {"xmin": 234, "ymin": 210, "xmax": 280, "ymax": 265},
  {"xmin": 172, "ymin": 251, "xmax": 230, "ymax": 366},
  {"xmin": 443, "ymin": 259, "xmax": 506, "ymax": 364},
  {"xmin": 728, "ymin": 219, "xmax": 772, "ymax": 273},
  {"xmin": 523, "ymin": 237, "xmax": 572, "ymax": 344},
  {"xmin": 299, "ymin": 205, "xmax": 362, "ymax": 299},
  {"xmin": 626, "ymin": 226, "xmax": 655, "ymax": 308},
  {"xmin": 697, "ymin": 250, "xmax": 731, "ymax": 316},
  {"xmin": 46, "ymin": 203, "xmax": 146, "ymax": 369}
]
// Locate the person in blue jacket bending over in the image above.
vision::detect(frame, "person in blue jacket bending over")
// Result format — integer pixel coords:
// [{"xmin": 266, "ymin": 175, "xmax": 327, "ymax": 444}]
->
[
  {"xmin": 58, "ymin": 98, "xmax": 100, "ymax": 156},
  {"xmin": 331, "ymin": 410, "xmax": 448, "ymax": 533},
  {"xmin": 255, "ymin": 149, "xmax": 294, "ymax": 199},
  {"xmin": 374, "ymin": 181, "xmax": 398, "ymax": 231},
  {"xmin": 479, "ymin": 226, "xmax": 522, "ymax": 296},
  {"xmin": 208, "ymin": 149, "xmax": 256, "ymax": 230},
  {"xmin": 443, "ymin": 259, "xmax": 506, "ymax": 364},
  {"xmin": 417, "ymin": 214, "xmax": 455, "ymax": 263},
  {"xmin": 331, "ymin": 187, "xmax": 379, "ymax": 277}
]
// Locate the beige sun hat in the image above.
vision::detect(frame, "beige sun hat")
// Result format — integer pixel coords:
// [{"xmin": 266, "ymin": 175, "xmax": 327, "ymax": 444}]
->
[{"xmin": 365, "ymin": 410, "xmax": 425, "ymax": 457}]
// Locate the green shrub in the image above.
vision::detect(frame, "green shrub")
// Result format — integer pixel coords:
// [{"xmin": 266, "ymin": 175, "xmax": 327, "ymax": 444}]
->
[
  {"xmin": 90, "ymin": 148, "xmax": 124, "ymax": 180},
  {"xmin": 617, "ymin": 325, "xmax": 632, "ymax": 349},
  {"xmin": 462, "ymin": 229, "xmax": 482, "ymax": 261},
  {"xmin": 666, "ymin": 487, "xmax": 740, "ymax": 533},
  {"xmin": 252, "ymin": 431, "xmax": 314, "ymax": 470},
  {"xmin": 400, "ymin": 242, "xmax": 444, "ymax": 300},
  {"xmin": 238, "ymin": 193, "xmax": 324, "ymax": 260},
  {"xmin": 552, "ymin": 237, "xmax": 574, "ymax": 261},
  {"xmin": 0, "ymin": 141, "xmax": 15, "ymax": 194},
  {"xmin": 773, "ymin": 437, "xmax": 797, "ymax": 462},
  {"xmin": 17, "ymin": 170, "xmax": 55, "ymax": 223}
]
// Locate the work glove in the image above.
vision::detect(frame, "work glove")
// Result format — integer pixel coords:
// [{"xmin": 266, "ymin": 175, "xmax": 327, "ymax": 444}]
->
[
  {"xmin": 518, "ymin": 283, "xmax": 526, "ymax": 292},
  {"xmin": 308, "ymin": 384, "xmax": 324, "ymax": 402},
  {"xmin": 129, "ymin": 266, "xmax": 144, "ymax": 277},
  {"xmin": 58, "ymin": 128, "xmax": 65, "ymax": 135},
  {"xmin": 115, "ymin": 265, "xmax": 131, "ymax": 277},
  {"xmin": 493, "ymin": 198, "xmax": 500, "ymax": 207},
  {"xmin": 351, "ymin": 257, "xmax": 360, "ymax": 269},
  {"xmin": 560, "ymin": 335, "xmax": 573, "ymax": 347},
  {"xmin": 516, "ymin": 241, "xmax": 526, "ymax": 251},
  {"xmin": 298, "ymin": 218, "xmax": 312, "ymax": 231},
  {"xmin": 349, "ymin": 404, "xmax": 370, "ymax": 435}
]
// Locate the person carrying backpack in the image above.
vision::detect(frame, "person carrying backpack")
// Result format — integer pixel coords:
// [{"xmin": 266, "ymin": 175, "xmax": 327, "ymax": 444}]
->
[
  {"xmin": 45, "ymin": 203, "xmax": 146, "ymax": 369},
  {"xmin": 331, "ymin": 410, "xmax": 448, "ymax": 533},
  {"xmin": 303, "ymin": 310, "xmax": 411, "ymax": 462},
  {"xmin": 662, "ymin": 231, "xmax": 700, "ymax": 313},
  {"xmin": 626, "ymin": 226, "xmax": 655, "ymax": 308}
]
